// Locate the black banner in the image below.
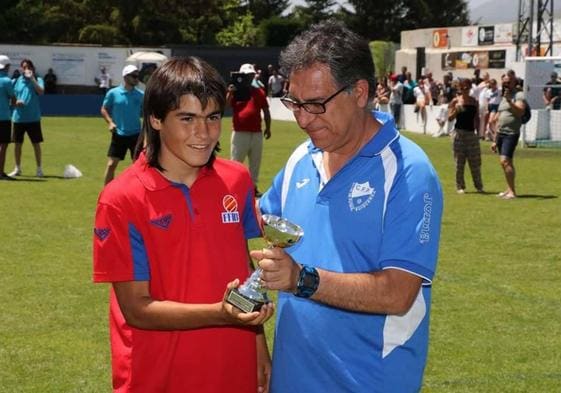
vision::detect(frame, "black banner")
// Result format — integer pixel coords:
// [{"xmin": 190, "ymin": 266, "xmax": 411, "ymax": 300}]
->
[
  {"xmin": 441, "ymin": 50, "xmax": 506, "ymax": 70},
  {"xmin": 478, "ymin": 26, "xmax": 495, "ymax": 46}
]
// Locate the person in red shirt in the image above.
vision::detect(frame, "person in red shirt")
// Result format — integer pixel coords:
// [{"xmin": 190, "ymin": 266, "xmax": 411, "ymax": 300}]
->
[
  {"xmin": 93, "ymin": 57, "xmax": 274, "ymax": 393},
  {"xmin": 227, "ymin": 63, "xmax": 271, "ymax": 197}
]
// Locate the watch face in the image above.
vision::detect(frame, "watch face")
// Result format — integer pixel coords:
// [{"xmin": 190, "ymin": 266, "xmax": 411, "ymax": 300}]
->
[{"xmin": 302, "ymin": 273, "xmax": 315, "ymax": 288}]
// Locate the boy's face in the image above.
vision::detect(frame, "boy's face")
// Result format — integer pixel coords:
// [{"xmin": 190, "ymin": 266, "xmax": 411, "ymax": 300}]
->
[{"xmin": 152, "ymin": 94, "xmax": 222, "ymax": 178}]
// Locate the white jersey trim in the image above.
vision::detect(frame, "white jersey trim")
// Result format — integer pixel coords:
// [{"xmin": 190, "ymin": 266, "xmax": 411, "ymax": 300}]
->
[
  {"xmin": 380, "ymin": 146, "xmax": 398, "ymax": 225},
  {"xmin": 382, "ymin": 287, "xmax": 426, "ymax": 358},
  {"xmin": 281, "ymin": 142, "xmax": 309, "ymax": 211}
]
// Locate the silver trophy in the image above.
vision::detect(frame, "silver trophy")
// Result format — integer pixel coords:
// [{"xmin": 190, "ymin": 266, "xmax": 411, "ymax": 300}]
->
[{"xmin": 226, "ymin": 214, "xmax": 304, "ymax": 313}]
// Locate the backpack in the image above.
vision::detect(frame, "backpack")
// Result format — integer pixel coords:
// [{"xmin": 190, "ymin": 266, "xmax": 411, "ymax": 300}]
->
[{"xmin": 521, "ymin": 99, "xmax": 531, "ymax": 124}]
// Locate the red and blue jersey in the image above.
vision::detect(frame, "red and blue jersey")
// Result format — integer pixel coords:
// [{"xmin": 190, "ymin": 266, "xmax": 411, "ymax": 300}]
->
[{"xmin": 93, "ymin": 154, "xmax": 261, "ymax": 392}]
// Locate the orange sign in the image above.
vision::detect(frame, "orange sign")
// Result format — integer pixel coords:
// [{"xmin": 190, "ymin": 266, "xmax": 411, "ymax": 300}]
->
[{"xmin": 433, "ymin": 29, "xmax": 448, "ymax": 48}]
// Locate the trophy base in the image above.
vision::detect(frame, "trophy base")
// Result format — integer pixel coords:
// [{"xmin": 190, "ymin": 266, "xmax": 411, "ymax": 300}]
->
[{"xmin": 226, "ymin": 289, "xmax": 268, "ymax": 313}]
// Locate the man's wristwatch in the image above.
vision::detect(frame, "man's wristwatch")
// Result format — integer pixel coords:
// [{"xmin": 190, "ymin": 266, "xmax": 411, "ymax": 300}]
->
[{"xmin": 295, "ymin": 265, "xmax": 320, "ymax": 298}]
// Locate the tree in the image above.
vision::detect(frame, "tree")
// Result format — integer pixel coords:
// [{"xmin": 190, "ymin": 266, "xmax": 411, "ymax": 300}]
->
[
  {"xmin": 291, "ymin": 0, "xmax": 336, "ymax": 26},
  {"xmin": 257, "ymin": 16, "xmax": 304, "ymax": 47},
  {"xmin": 347, "ymin": 0, "xmax": 470, "ymax": 42},
  {"xmin": 243, "ymin": 0, "xmax": 290, "ymax": 22},
  {"xmin": 216, "ymin": 12, "xmax": 259, "ymax": 47}
]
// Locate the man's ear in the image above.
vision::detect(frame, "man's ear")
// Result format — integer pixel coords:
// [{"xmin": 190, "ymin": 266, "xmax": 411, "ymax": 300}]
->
[
  {"xmin": 354, "ymin": 79, "xmax": 370, "ymax": 109},
  {"xmin": 149, "ymin": 115, "xmax": 162, "ymax": 131}
]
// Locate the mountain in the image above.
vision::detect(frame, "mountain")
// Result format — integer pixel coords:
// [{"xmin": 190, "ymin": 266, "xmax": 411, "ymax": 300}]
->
[{"xmin": 470, "ymin": 0, "xmax": 561, "ymax": 24}]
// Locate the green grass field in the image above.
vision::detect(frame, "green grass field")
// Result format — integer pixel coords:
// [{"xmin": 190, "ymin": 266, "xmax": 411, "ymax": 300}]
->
[{"xmin": 1, "ymin": 116, "xmax": 560, "ymax": 392}]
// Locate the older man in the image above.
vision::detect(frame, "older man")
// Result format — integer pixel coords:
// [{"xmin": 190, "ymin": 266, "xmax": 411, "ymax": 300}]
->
[{"xmin": 252, "ymin": 20, "xmax": 443, "ymax": 393}]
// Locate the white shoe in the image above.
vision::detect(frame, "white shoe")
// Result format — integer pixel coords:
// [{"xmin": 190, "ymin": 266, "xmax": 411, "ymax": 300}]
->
[
  {"xmin": 36, "ymin": 168, "xmax": 44, "ymax": 177},
  {"xmin": 457, "ymin": 189, "xmax": 465, "ymax": 194},
  {"xmin": 8, "ymin": 168, "xmax": 21, "ymax": 177}
]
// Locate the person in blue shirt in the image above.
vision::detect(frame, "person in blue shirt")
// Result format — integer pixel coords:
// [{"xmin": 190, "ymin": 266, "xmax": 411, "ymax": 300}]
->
[
  {"xmin": 0, "ymin": 55, "xmax": 15, "ymax": 179},
  {"xmin": 8, "ymin": 58, "xmax": 44, "ymax": 178},
  {"xmin": 251, "ymin": 20, "xmax": 443, "ymax": 393},
  {"xmin": 100, "ymin": 64, "xmax": 143, "ymax": 185}
]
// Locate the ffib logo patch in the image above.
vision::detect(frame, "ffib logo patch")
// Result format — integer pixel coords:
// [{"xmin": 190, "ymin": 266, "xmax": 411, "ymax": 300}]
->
[{"xmin": 221, "ymin": 195, "xmax": 240, "ymax": 223}]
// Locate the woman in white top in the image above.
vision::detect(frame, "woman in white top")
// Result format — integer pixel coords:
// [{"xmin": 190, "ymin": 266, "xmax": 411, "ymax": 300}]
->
[
  {"xmin": 413, "ymin": 76, "xmax": 431, "ymax": 125},
  {"xmin": 484, "ymin": 78, "xmax": 501, "ymax": 141}
]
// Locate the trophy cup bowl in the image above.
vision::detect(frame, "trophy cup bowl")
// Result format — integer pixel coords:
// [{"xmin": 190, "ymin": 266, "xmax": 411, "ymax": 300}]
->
[{"xmin": 226, "ymin": 214, "xmax": 304, "ymax": 313}]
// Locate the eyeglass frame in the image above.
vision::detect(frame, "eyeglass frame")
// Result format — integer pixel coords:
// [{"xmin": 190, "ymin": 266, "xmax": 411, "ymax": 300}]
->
[{"xmin": 280, "ymin": 84, "xmax": 351, "ymax": 114}]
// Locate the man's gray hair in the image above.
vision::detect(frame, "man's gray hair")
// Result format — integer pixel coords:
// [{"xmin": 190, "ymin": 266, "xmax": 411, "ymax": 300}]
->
[{"xmin": 279, "ymin": 19, "xmax": 376, "ymax": 101}]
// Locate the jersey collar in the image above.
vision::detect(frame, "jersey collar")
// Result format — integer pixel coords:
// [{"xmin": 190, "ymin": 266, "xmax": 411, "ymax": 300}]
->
[{"xmin": 134, "ymin": 153, "xmax": 213, "ymax": 191}]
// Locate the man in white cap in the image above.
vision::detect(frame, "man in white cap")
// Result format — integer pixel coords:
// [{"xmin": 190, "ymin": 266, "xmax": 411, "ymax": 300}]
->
[
  {"xmin": 100, "ymin": 64, "xmax": 143, "ymax": 185},
  {"xmin": 0, "ymin": 55, "xmax": 15, "ymax": 179},
  {"xmin": 227, "ymin": 63, "xmax": 271, "ymax": 197}
]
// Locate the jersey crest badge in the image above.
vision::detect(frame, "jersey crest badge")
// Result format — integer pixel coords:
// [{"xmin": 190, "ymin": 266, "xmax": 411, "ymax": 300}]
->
[
  {"xmin": 348, "ymin": 181, "xmax": 375, "ymax": 212},
  {"xmin": 94, "ymin": 227, "xmax": 111, "ymax": 241},
  {"xmin": 221, "ymin": 195, "xmax": 240, "ymax": 224},
  {"xmin": 150, "ymin": 214, "xmax": 172, "ymax": 229}
]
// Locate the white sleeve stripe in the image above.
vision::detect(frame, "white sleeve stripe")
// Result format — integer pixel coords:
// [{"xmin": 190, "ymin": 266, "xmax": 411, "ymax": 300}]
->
[
  {"xmin": 381, "ymin": 266, "xmax": 433, "ymax": 284},
  {"xmin": 380, "ymin": 147, "xmax": 398, "ymax": 225},
  {"xmin": 281, "ymin": 142, "xmax": 309, "ymax": 211}
]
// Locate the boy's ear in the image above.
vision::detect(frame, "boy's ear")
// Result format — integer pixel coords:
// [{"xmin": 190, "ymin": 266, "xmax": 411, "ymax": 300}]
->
[{"xmin": 149, "ymin": 115, "xmax": 162, "ymax": 131}]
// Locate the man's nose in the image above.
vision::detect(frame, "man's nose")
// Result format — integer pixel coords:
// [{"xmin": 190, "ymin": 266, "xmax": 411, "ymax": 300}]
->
[{"xmin": 294, "ymin": 109, "xmax": 317, "ymax": 129}]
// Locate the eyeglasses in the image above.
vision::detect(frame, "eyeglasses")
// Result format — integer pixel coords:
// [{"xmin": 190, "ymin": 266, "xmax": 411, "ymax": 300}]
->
[
  {"xmin": 128, "ymin": 73, "xmax": 140, "ymax": 79},
  {"xmin": 280, "ymin": 84, "xmax": 350, "ymax": 114}
]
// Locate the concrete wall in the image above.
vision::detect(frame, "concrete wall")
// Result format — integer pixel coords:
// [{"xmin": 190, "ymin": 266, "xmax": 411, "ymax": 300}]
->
[
  {"xmin": 396, "ymin": 22, "xmax": 561, "ymax": 81},
  {"xmin": 0, "ymin": 44, "xmax": 171, "ymax": 88}
]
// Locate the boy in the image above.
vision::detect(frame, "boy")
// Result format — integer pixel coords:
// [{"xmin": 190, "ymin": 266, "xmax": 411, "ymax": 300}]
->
[{"xmin": 93, "ymin": 57, "xmax": 273, "ymax": 392}]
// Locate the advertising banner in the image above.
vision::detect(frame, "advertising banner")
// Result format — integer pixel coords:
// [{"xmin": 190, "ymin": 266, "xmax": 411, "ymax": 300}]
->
[
  {"xmin": 478, "ymin": 26, "xmax": 495, "ymax": 45},
  {"xmin": 432, "ymin": 29, "xmax": 449, "ymax": 48},
  {"xmin": 442, "ymin": 50, "xmax": 506, "ymax": 70},
  {"xmin": 494, "ymin": 23, "xmax": 513, "ymax": 44},
  {"xmin": 462, "ymin": 26, "xmax": 478, "ymax": 47}
]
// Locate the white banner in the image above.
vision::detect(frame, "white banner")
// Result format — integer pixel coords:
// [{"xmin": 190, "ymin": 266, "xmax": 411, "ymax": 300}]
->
[
  {"xmin": 462, "ymin": 26, "xmax": 478, "ymax": 47},
  {"xmin": 494, "ymin": 23, "xmax": 513, "ymax": 44},
  {"xmin": 52, "ymin": 52, "xmax": 86, "ymax": 85}
]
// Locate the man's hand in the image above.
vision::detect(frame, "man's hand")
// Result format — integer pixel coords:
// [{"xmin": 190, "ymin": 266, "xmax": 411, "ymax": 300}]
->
[
  {"xmin": 251, "ymin": 248, "xmax": 300, "ymax": 293},
  {"xmin": 264, "ymin": 129, "xmax": 271, "ymax": 139},
  {"xmin": 108, "ymin": 122, "xmax": 117, "ymax": 133},
  {"xmin": 221, "ymin": 279, "xmax": 274, "ymax": 325}
]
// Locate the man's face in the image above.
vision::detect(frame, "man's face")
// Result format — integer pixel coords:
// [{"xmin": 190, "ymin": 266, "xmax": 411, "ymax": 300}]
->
[
  {"xmin": 153, "ymin": 94, "xmax": 222, "ymax": 176},
  {"xmin": 125, "ymin": 72, "xmax": 140, "ymax": 86},
  {"xmin": 286, "ymin": 63, "xmax": 367, "ymax": 153}
]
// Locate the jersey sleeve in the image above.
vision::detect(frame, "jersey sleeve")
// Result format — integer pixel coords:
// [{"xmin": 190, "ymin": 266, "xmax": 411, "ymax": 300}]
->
[
  {"xmin": 258, "ymin": 167, "xmax": 285, "ymax": 217},
  {"xmin": 255, "ymin": 88, "xmax": 269, "ymax": 109},
  {"xmin": 93, "ymin": 200, "xmax": 148, "ymax": 283},
  {"xmin": 241, "ymin": 177, "xmax": 263, "ymax": 240},
  {"xmin": 102, "ymin": 90, "xmax": 113, "ymax": 110},
  {"xmin": 378, "ymin": 161, "xmax": 443, "ymax": 283}
]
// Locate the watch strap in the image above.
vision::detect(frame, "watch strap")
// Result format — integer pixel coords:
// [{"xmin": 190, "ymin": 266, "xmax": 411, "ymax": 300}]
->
[{"xmin": 295, "ymin": 265, "xmax": 320, "ymax": 298}]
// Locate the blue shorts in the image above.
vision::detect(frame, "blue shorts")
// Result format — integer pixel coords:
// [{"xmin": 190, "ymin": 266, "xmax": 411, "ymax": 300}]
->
[
  {"xmin": 488, "ymin": 103, "xmax": 499, "ymax": 113},
  {"xmin": 496, "ymin": 133, "xmax": 520, "ymax": 159}
]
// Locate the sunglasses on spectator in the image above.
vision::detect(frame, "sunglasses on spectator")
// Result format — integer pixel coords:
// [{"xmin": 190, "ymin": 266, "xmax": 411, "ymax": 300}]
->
[
  {"xmin": 281, "ymin": 84, "xmax": 350, "ymax": 114},
  {"xmin": 128, "ymin": 73, "xmax": 140, "ymax": 79}
]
